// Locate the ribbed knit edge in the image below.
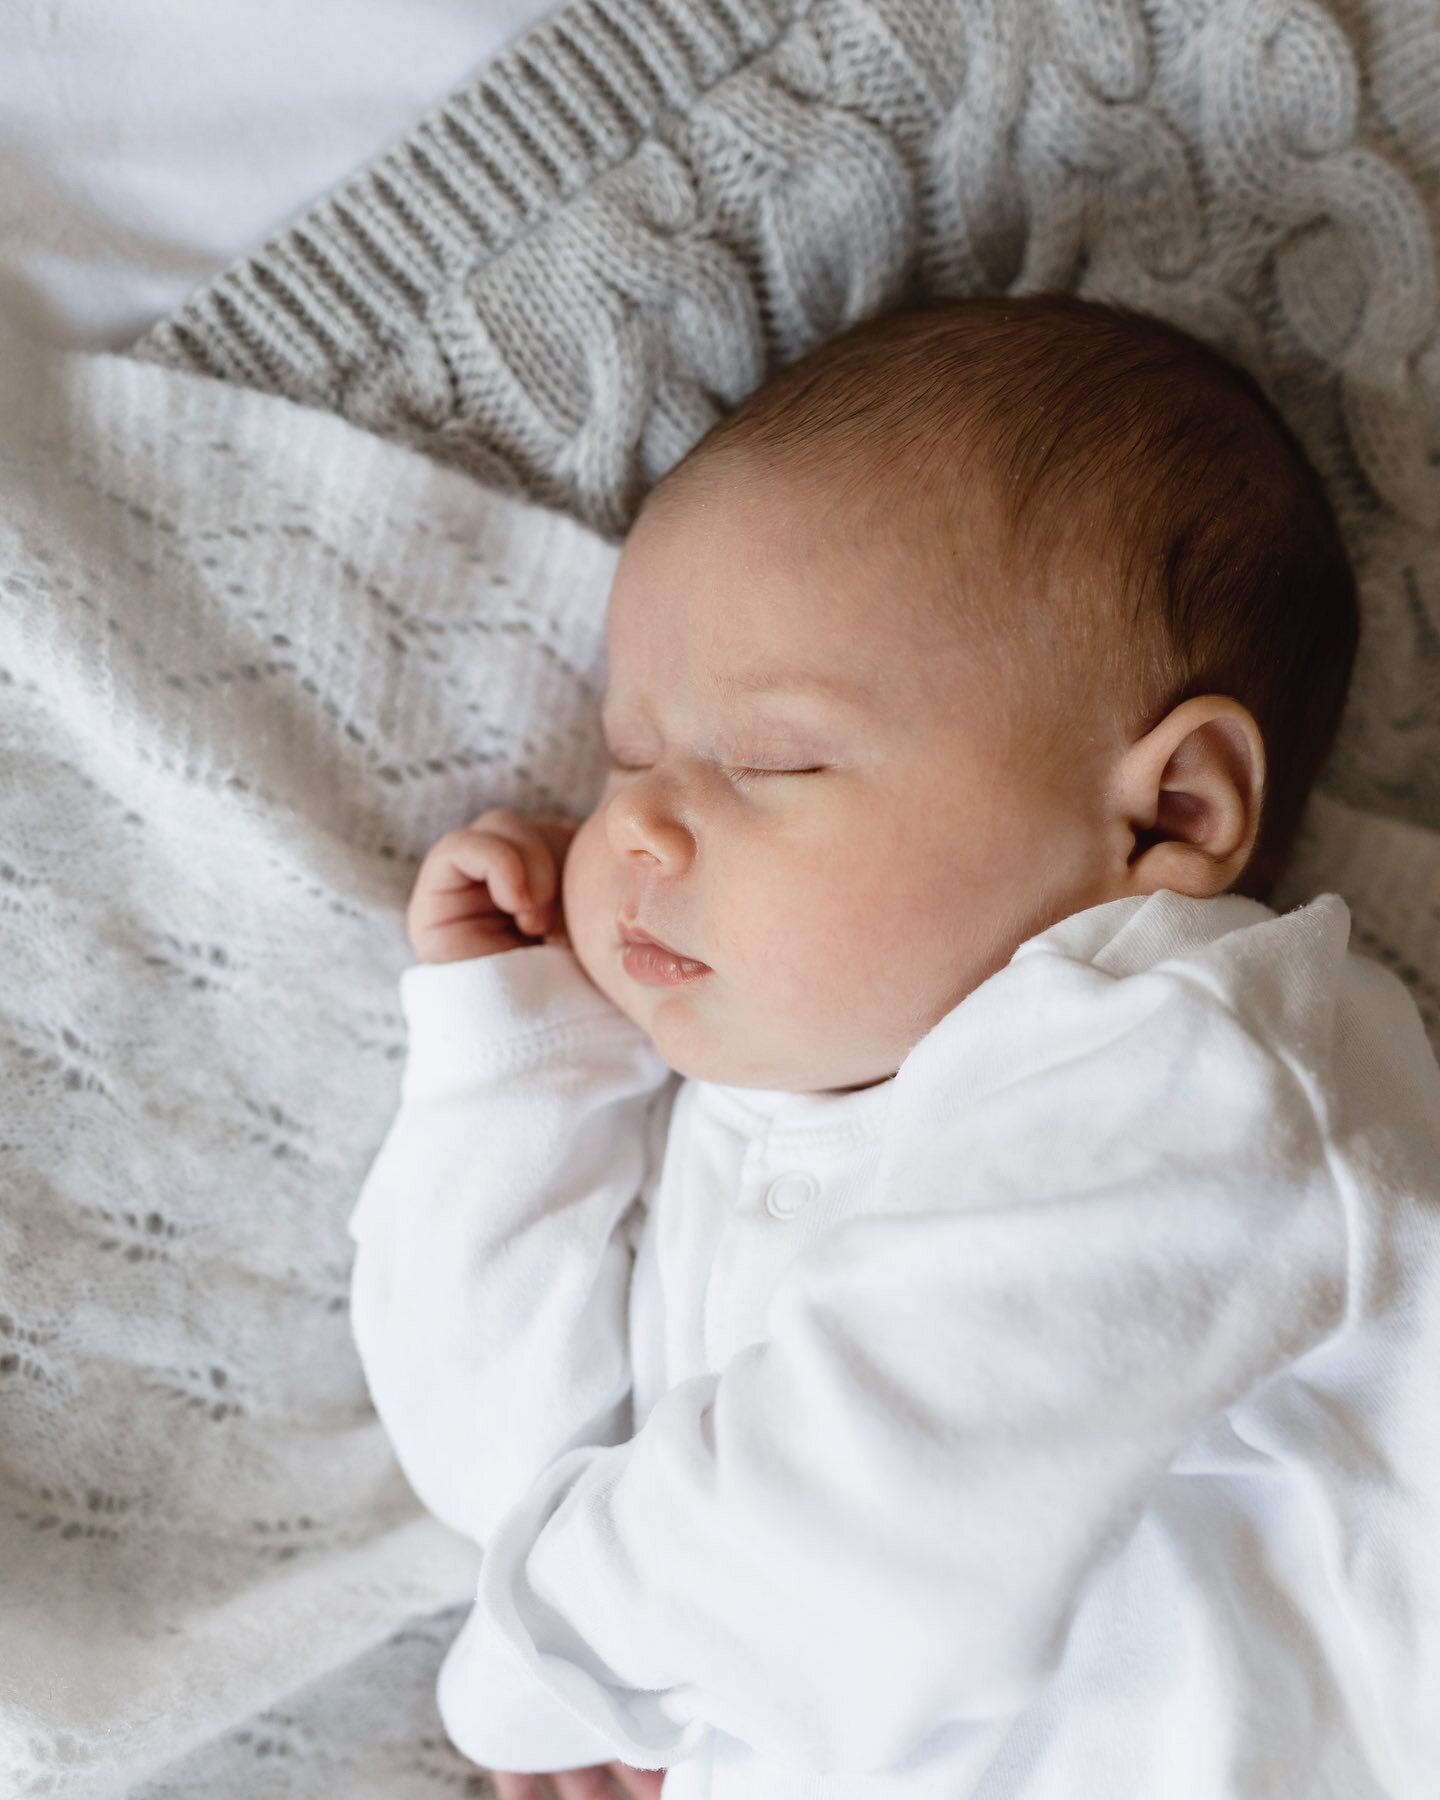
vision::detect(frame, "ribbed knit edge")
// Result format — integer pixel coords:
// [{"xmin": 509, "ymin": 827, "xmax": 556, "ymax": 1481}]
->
[{"xmin": 129, "ymin": 0, "xmax": 799, "ymax": 407}]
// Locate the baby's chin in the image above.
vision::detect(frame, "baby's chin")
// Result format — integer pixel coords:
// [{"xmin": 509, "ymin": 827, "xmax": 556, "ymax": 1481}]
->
[
  {"xmin": 576, "ymin": 936, "xmax": 890, "ymax": 1090},
  {"xmin": 595, "ymin": 975, "xmax": 766, "ymax": 1084},
  {"xmin": 625, "ymin": 1003, "xmax": 881, "ymax": 1093}
]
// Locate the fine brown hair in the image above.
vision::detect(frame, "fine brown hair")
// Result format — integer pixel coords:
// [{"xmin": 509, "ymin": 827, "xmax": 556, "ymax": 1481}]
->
[{"xmin": 640, "ymin": 294, "xmax": 1360, "ymax": 904}]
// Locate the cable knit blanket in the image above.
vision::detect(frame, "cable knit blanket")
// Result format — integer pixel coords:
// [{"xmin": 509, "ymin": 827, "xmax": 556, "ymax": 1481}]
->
[{"xmin": 2, "ymin": 1, "xmax": 1438, "ymax": 1795}]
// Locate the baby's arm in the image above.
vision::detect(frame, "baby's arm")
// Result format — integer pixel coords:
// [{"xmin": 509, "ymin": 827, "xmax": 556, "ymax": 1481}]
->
[{"xmin": 346, "ymin": 812, "xmax": 672, "ymax": 1552}]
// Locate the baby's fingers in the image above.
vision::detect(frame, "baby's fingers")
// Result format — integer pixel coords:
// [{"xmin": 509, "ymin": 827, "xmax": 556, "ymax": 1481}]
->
[
  {"xmin": 465, "ymin": 808, "xmax": 562, "ymax": 921},
  {"xmin": 412, "ymin": 822, "xmax": 531, "ymax": 920},
  {"xmin": 545, "ymin": 1767, "xmax": 617, "ymax": 1797},
  {"xmin": 487, "ymin": 1768, "xmax": 633, "ymax": 1800},
  {"xmin": 542, "ymin": 1761, "xmax": 660, "ymax": 1799},
  {"xmin": 486, "ymin": 1773, "xmax": 546, "ymax": 1800},
  {"xmin": 605, "ymin": 1763, "xmax": 665, "ymax": 1798},
  {"xmin": 405, "ymin": 834, "xmax": 513, "ymax": 941}
]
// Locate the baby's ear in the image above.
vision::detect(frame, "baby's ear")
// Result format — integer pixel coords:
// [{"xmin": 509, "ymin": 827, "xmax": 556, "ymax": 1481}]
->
[{"xmin": 1115, "ymin": 695, "xmax": 1266, "ymax": 899}]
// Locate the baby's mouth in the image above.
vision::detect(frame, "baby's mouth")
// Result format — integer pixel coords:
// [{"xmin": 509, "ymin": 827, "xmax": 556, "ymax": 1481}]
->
[
  {"xmin": 617, "ymin": 920, "xmax": 711, "ymax": 985},
  {"xmin": 617, "ymin": 919, "xmax": 695, "ymax": 958}
]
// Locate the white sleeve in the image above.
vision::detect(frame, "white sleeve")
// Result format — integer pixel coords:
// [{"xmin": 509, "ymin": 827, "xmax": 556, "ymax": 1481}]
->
[
  {"xmin": 345, "ymin": 943, "xmax": 674, "ymax": 1552},
  {"xmin": 426, "ymin": 959, "xmax": 1353, "ymax": 1778}
]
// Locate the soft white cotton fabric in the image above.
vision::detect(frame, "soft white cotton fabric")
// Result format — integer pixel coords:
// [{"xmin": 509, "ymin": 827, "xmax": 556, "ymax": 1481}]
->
[
  {"xmin": 0, "ymin": 0, "xmax": 560, "ymax": 348},
  {"xmin": 347, "ymin": 887, "xmax": 1440, "ymax": 1798}
]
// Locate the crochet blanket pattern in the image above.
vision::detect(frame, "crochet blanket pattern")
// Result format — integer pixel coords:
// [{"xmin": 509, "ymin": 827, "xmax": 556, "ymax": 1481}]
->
[{"xmin": 1, "ymin": 0, "xmax": 1436, "ymax": 1794}]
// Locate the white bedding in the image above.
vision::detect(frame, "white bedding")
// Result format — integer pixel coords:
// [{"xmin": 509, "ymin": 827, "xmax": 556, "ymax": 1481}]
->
[
  {"xmin": 0, "ymin": 0, "xmax": 560, "ymax": 348},
  {"xmin": 0, "ymin": 327, "xmax": 622, "ymax": 1799}
]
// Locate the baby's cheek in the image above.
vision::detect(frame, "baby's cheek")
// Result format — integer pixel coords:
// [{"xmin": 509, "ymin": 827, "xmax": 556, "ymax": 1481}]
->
[{"xmin": 563, "ymin": 815, "xmax": 609, "ymax": 946}]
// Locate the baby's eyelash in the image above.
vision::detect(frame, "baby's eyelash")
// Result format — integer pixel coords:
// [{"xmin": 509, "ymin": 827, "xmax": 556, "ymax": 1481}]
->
[
  {"xmin": 729, "ymin": 766, "xmax": 825, "ymax": 784},
  {"xmin": 606, "ymin": 754, "xmax": 822, "ymax": 781}
]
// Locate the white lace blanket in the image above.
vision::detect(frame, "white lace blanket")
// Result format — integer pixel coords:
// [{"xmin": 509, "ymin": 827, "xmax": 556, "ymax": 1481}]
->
[
  {"xmin": 2, "ymin": 0, "xmax": 1438, "ymax": 1794},
  {"xmin": 0, "ymin": 339, "xmax": 622, "ymax": 1798}
]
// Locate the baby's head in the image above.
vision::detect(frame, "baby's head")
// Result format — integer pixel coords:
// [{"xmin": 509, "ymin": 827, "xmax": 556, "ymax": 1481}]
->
[{"xmin": 561, "ymin": 294, "xmax": 1359, "ymax": 1094}]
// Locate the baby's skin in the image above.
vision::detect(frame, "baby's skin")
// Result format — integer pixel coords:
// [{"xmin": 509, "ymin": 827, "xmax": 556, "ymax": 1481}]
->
[
  {"xmin": 413, "ymin": 449, "xmax": 1267, "ymax": 1095},
  {"xmin": 407, "ymin": 809, "xmax": 578, "ymax": 964}
]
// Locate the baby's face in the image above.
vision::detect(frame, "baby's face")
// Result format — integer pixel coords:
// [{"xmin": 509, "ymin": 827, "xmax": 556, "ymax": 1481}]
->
[{"xmin": 562, "ymin": 462, "xmax": 1111, "ymax": 1093}]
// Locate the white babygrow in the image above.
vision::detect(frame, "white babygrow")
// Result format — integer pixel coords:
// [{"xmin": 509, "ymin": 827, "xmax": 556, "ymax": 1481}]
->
[{"xmin": 346, "ymin": 889, "xmax": 1440, "ymax": 1799}]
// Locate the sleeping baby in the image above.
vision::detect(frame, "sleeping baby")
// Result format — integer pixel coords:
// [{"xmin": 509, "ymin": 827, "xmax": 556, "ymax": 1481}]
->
[{"xmin": 346, "ymin": 294, "xmax": 1440, "ymax": 1799}]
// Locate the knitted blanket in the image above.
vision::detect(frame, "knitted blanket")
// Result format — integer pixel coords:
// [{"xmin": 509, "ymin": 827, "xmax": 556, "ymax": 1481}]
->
[{"xmin": 2, "ymin": 0, "xmax": 1437, "ymax": 1795}]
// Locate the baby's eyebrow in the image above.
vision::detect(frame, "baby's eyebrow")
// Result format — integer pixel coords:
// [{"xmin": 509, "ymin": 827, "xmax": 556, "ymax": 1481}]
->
[
  {"xmin": 602, "ymin": 665, "xmax": 875, "ymax": 734},
  {"xmin": 706, "ymin": 666, "xmax": 873, "ymax": 707}
]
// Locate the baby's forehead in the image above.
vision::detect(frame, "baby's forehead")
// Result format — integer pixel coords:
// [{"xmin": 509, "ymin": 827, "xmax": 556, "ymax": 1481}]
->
[
  {"xmin": 609, "ymin": 472, "xmax": 1120, "ymax": 768},
  {"xmin": 632, "ymin": 435, "xmax": 1014, "ymax": 604},
  {"xmin": 631, "ymin": 438, "xmax": 1062, "ymax": 625}
]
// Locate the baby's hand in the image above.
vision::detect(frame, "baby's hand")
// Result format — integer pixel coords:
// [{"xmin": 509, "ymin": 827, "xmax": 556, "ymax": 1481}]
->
[
  {"xmin": 406, "ymin": 807, "xmax": 578, "ymax": 965},
  {"xmin": 487, "ymin": 1759, "xmax": 665, "ymax": 1799}
]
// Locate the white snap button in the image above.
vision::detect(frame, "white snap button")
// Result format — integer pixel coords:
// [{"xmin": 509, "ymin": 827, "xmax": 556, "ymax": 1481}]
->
[{"xmin": 764, "ymin": 1172, "xmax": 819, "ymax": 1219}]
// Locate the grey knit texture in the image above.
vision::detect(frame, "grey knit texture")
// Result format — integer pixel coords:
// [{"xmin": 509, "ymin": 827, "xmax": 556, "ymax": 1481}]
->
[{"xmin": 133, "ymin": 0, "xmax": 1440, "ymax": 828}]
